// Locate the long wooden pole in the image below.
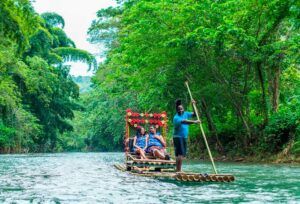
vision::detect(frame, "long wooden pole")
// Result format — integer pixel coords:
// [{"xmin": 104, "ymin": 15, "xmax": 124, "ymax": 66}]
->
[{"xmin": 185, "ymin": 81, "xmax": 218, "ymax": 174}]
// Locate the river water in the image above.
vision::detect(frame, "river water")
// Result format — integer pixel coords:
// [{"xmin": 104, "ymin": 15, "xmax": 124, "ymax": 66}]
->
[{"xmin": 0, "ymin": 153, "xmax": 299, "ymax": 203}]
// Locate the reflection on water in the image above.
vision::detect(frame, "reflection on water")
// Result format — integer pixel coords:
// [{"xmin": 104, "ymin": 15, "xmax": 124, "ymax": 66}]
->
[{"xmin": 0, "ymin": 153, "xmax": 299, "ymax": 203}]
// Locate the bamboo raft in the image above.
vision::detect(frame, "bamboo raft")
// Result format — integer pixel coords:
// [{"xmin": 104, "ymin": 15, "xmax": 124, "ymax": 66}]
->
[
  {"xmin": 115, "ymin": 109, "xmax": 235, "ymax": 183},
  {"xmin": 114, "ymin": 163, "xmax": 235, "ymax": 182}
]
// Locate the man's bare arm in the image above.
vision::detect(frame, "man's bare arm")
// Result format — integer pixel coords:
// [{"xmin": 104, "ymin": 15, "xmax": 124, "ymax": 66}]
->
[{"xmin": 181, "ymin": 119, "xmax": 200, "ymax": 124}]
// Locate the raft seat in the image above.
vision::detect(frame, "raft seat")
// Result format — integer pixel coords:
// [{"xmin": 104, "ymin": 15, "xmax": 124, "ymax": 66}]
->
[
  {"xmin": 126, "ymin": 152, "xmax": 173, "ymax": 161},
  {"xmin": 128, "ymin": 138, "xmax": 172, "ymax": 160},
  {"xmin": 128, "ymin": 153, "xmax": 156, "ymax": 160},
  {"xmin": 126, "ymin": 137, "xmax": 175, "ymax": 172},
  {"xmin": 124, "ymin": 111, "xmax": 175, "ymax": 172},
  {"xmin": 126, "ymin": 152, "xmax": 176, "ymax": 172}
]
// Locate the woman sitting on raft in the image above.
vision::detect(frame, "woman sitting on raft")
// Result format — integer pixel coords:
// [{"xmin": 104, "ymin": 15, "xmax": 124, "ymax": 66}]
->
[
  {"xmin": 147, "ymin": 125, "xmax": 170, "ymax": 160},
  {"xmin": 133, "ymin": 126, "xmax": 148, "ymax": 159}
]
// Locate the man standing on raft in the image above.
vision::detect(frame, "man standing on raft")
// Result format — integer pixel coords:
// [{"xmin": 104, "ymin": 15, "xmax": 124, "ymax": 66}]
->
[{"xmin": 173, "ymin": 99, "xmax": 200, "ymax": 172}]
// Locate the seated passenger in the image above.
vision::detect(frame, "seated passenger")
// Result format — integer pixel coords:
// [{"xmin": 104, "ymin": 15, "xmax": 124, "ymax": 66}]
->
[
  {"xmin": 133, "ymin": 126, "xmax": 148, "ymax": 159},
  {"xmin": 147, "ymin": 125, "xmax": 170, "ymax": 160}
]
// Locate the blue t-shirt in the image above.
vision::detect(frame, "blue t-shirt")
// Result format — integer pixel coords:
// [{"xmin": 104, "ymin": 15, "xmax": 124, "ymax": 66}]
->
[
  {"xmin": 173, "ymin": 112, "xmax": 193, "ymax": 138},
  {"xmin": 148, "ymin": 132, "xmax": 163, "ymax": 148}
]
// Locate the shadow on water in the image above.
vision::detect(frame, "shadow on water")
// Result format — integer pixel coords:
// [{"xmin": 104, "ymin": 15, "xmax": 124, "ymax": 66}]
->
[
  {"xmin": 157, "ymin": 177, "xmax": 232, "ymax": 187},
  {"xmin": 1, "ymin": 187, "xmax": 25, "ymax": 192}
]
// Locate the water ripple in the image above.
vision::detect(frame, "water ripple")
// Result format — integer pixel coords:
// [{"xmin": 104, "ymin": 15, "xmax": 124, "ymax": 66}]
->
[{"xmin": 0, "ymin": 153, "xmax": 299, "ymax": 203}]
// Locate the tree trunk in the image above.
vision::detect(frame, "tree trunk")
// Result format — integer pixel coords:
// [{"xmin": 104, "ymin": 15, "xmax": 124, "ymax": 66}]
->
[
  {"xmin": 211, "ymin": 64, "xmax": 252, "ymax": 145},
  {"xmin": 272, "ymin": 67, "xmax": 280, "ymax": 112},
  {"xmin": 200, "ymin": 97, "xmax": 224, "ymax": 154},
  {"xmin": 242, "ymin": 63, "xmax": 252, "ymax": 120},
  {"xmin": 256, "ymin": 62, "xmax": 269, "ymax": 125}
]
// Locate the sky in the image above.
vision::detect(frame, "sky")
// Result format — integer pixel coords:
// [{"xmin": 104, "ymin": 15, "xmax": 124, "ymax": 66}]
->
[{"xmin": 32, "ymin": 0, "xmax": 116, "ymax": 76}]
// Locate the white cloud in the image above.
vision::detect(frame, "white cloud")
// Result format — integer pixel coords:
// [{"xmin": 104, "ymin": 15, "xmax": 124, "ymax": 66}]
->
[{"xmin": 32, "ymin": 0, "xmax": 116, "ymax": 76}]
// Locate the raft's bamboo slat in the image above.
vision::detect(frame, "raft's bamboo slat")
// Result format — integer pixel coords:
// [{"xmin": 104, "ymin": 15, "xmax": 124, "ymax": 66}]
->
[
  {"xmin": 131, "ymin": 159, "xmax": 176, "ymax": 164},
  {"xmin": 127, "ymin": 154, "xmax": 135, "ymax": 160},
  {"xmin": 126, "ymin": 156, "xmax": 176, "ymax": 171},
  {"xmin": 127, "ymin": 164, "xmax": 175, "ymax": 170},
  {"xmin": 129, "ymin": 162, "xmax": 175, "ymax": 166},
  {"xmin": 114, "ymin": 164, "xmax": 126, "ymax": 171}
]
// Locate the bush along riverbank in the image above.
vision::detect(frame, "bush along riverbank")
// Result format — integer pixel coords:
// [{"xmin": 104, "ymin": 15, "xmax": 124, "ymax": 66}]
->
[{"xmin": 187, "ymin": 130, "xmax": 300, "ymax": 164}]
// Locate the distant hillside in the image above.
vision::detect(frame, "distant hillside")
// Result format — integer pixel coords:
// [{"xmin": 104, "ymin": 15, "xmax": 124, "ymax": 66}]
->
[{"xmin": 72, "ymin": 76, "xmax": 92, "ymax": 93}]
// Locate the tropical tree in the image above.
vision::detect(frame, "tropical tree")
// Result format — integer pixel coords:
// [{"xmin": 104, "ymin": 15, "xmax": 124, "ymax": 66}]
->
[
  {"xmin": 0, "ymin": 0, "xmax": 97, "ymax": 152},
  {"xmin": 83, "ymin": 0, "xmax": 299, "ymax": 156}
]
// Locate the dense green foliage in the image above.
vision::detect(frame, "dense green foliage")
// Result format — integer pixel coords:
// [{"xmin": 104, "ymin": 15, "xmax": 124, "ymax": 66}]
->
[
  {"xmin": 78, "ymin": 0, "xmax": 299, "ymax": 157},
  {"xmin": 0, "ymin": 0, "xmax": 95, "ymax": 153}
]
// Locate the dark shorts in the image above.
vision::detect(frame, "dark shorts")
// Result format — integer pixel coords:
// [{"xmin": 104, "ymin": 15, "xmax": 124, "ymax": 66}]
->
[{"xmin": 173, "ymin": 137, "xmax": 187, "ymax": 157}]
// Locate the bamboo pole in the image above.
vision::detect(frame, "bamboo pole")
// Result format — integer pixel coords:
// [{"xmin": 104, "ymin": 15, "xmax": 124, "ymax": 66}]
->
[
  {"xmin": 188, "ymin": 175, "xmax": 194, "ymax": 181},
  {"xmin": 185, "ymin": 81, "xmax": 218, "ymax": 174}
]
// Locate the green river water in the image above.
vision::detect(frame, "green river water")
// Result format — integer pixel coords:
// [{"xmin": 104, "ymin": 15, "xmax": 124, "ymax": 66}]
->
[{"xmin": 0, "ymin": 153, "xmax": 299, "ymax": 203}]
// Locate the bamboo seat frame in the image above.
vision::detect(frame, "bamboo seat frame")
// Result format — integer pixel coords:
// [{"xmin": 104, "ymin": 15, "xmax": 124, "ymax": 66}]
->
[{"xmin": 124, "ymin": 109, "xmax": 175, "ymax": 172}]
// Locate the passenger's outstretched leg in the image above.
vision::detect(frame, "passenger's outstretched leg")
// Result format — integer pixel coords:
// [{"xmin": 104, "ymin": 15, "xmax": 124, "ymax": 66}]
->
[
  {"xmin": 153, "ymin": 149, "xmax": 165, "ymax": 159},
  {"xmin": 136, "ymin": 148, "xmax": 147, "ymax": 159}
]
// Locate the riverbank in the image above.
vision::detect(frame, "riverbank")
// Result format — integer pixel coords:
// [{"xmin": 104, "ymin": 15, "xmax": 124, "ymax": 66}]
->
[
  {"xmin": 187, "ymin": 137, "xmax": 300, "ymax": 164},
  {"xmin": 188, "ymin": 152, "xmax": 300, "ymax": 165},
  {"xmin": 1, "ymin": 146, "xmax": 299, "ymax": 164},
  {"xmin": 215, "ymin": 154, "xmax": 300, "ymax": 164}
]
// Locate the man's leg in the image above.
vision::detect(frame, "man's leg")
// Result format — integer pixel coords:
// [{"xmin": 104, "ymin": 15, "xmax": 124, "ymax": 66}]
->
[
  {"xmin": 176, "ymin": 155, "xmax": 183, "ymax": 172},
  {"xmin": 174, "ymin": 137, "xmax": 183, "ymax": 171}
]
